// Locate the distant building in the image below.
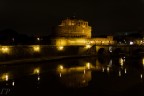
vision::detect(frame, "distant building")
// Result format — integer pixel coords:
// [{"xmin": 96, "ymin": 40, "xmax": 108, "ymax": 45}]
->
[
  {"xmin": 52, "ymin": 18, "xmax": 115, "ymax": 46},
  {"xmin": 55, "ymin": 18, "xmax": 91, "ymax": 38}
]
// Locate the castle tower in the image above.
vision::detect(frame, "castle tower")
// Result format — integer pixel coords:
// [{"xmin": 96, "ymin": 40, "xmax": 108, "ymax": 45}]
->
[{"xmin": 55, "ymin": 18, "xmax": 92, "ymax": 38}]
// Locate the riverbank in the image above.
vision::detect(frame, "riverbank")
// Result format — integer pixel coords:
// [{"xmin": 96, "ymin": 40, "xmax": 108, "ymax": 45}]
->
[
  {"xmin": 0, "ymin": 55, "xmax": 95, "ymax": 65},
  {"xmin": 0, "ymin": 45, "xmax": 94, "ymax": 64}
]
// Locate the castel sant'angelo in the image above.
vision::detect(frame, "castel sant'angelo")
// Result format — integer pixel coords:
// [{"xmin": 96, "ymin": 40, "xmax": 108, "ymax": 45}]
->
[{"xmin": 52, "ymin": 18, "xmax": 114, "ymax": 46}]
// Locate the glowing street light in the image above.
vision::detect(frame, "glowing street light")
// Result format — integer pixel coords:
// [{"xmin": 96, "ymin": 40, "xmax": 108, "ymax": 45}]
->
[
  {"xmin": 57, "ymin": 46, "xmax": 64, "ymax": 51},
  {"xmin": 59, "ymin": 65, "xmax": 64, "ymax": 70},
  {"xmin": 129, "ymin": 41, "xmax": 134, "ymax": 45},
  {"xmin": 2, "ymin": 73, "xmax": 9, "ymax": 81},
  {"xmin": 1, "ymin": 47, "xmax": 10, "ymax": 54},
  {"xmin": 86, "ymin": 62, "xmax": 91, "ymax": 69},
  {"xmin": 34, "ymin": 68, "xmax": 40, "ymax": 74},
  {"xmin": 85, "ymin": 44, "xmax": 91, "ymax": 49},
  {"xmin": 37, "ymin": 37, "xmax": 40, "ymax": 41},
  {"xmin": 33, "ymin": 46, "xmax": 40, "ymax": 52}
]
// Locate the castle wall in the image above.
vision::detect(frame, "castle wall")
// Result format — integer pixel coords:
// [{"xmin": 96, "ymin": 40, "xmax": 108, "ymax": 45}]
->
[{"xmin": 56, "ymin": 19, "xmax": 91, "ymax": 38}]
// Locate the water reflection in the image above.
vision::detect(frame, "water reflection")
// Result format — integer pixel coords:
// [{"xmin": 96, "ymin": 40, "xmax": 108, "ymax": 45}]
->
[
  {"xmin": 12, "ymin": 81, "xmax": 15, "ymax": 86},
  {"xmin": 118, "ymin": 70, "xmax": 121, "ymax": 77},
  {"xmin": 108, "ymin": 59, "xmax": 112, "ymax": 67},
  {"xmin": 56, "ymin": 63, "xmax": 93, "ymax": 88},
  {"xmin": 107, "ymin": 67, "xmax": 110, "ymax": 73},
  {"xmin": 140, "ymin": 74, "xmax": 143, "ymax": 79},
  {"xmin": 124, "ymin": 68, "xmax": 127, "ymax": 74},
  {"xmin": 142, "ymin": 58, "xmax": 144, "ymax": 66},
  {"xmin": 97, "ymin": 56, "xmax": 106, "ymax": 64},
  {"xmin": 57, "ymin": 65, "xmax": 92, "ymax": 88},
  {"xmin": 0, "ymin": 57, "xmax": 143, "ymax": 95},
  {"xmin": 119, "ymin": 57, "xmax": 125, "ymax": 67},
  {"xmin": 102, "ymin": 67, "xmax": 104, "ymax": 72},
  {"xmin": 37, "ymin": 76, "xmax": 40, "ymax": 81}
]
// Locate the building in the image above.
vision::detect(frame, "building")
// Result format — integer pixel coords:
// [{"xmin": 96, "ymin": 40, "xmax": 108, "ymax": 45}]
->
[
  {"xmin": 55, "ymin": 18, "xmax": 91, "ymax": 38},
  {"xmin": 52, "ymin": 18, "xmax": 115, "ymax": 46}
]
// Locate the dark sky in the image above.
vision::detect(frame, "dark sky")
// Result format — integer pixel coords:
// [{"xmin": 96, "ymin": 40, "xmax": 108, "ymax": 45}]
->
[{"xmin": 0, "ymin": 0, "xmax": 144, "ymax": 36}]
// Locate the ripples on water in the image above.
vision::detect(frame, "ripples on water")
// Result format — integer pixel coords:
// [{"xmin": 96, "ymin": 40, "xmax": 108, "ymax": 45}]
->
[{"xmin": 0, "ymin": 56, "xmax": 144, "ymax": 96}]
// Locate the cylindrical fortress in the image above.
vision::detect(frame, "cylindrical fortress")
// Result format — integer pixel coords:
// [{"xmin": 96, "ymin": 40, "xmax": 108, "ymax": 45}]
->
[{"xmin": 55, "ymin": 18, "xmax": 92, "ymax": 38}]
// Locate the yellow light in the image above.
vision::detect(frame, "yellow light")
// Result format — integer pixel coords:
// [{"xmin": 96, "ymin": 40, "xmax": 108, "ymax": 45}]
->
[
  {"xmin": 124, "ymin": 68, "xmax": 127, "ymax": 74},
  {"xmin": 1, "ymin": 47, "xmax": 9, "ymax": 53},
  {"xmin": 84, "ymin": 69, "xmax": 85, "ymax": 74},
  {"xmin": 59, "ymin": 65, "xmax": 64, "ymax": 70},
  {"xmin": 86, "ymin": 62, "xmax": 91, "ymax": 69},
  {"xmin": 82, "ymin": 25, "xmax": 85, "ymax": 28},
  {"xmin": 90, "ymin": 41, "xmax": 94, "ymax": 44},
  {"xmin": 57, "ymin": 46, "xmax": 64, "ymax": 51},
  {"xmin": 142, "ymin": 58, "xmax": 144, "ymax": 65},
  {"xmin": 34, "ymin": 68, "xmax": 40, "ymax": 74},
  {"xmin": 33, "ymin": 46, "xmax": 40, "ymax": 52},
  {"xmin": 119, "ymin": 58, "xmax": 124, "ymax": 67},
  {"xmin": 85, "ymin": 44, "xmax": 91, "ymax": 49},
  {"xmin": 57, "ymin": 65, "xmax": 64, "ymax": 73},
  {"xmin": 107, "ymin": 67, "xmax": 110, "ymax": 73},
  {"xmin": 56, "ymin": 39, "xmax": 67, "ymax": 46},
  {"xmin": 6, "ymin": 74, "xmax": 8, "ymax": 81},
  {"xmin": 2, "ymin": 73, "xmax": 9, "ymax": 81}
]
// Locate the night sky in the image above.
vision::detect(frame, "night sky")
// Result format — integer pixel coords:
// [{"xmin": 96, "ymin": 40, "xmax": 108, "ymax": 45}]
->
[{"xmin": 0, "ymin": 0, "xmax": 144, "ymax": 36}]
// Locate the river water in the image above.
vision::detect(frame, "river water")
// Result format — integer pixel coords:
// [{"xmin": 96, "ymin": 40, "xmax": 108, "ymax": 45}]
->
[{"xmin": 0, "ymin": 56, "xmax": 143, "ymax": 96}]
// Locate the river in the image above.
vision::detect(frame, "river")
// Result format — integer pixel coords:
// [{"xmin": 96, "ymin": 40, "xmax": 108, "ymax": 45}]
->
[{"xmin": 0, "ymin": 56, "xmax": 143, "ymax": 96}]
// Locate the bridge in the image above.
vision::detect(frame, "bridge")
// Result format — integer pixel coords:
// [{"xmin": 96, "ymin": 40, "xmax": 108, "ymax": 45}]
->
[
  {"xmin": 0, "ymin": 44, "xmax": 143, "ymax": 62},
  {"xmin": 82, "ymin": 44, "xmax": 144, "ymax": 57}
]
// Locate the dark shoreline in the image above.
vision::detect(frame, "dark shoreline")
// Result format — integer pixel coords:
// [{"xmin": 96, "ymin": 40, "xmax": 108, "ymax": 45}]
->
[{"xmin": 0, "ymin": 55, "xmax": 96, "ymax": 65}]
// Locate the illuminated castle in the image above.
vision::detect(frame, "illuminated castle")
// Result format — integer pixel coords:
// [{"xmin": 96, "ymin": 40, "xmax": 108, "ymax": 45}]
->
[
  {"xmin": 55, "ymin": 18, "xmax": 91, "ymax": 38},
  {"xmin": 52, "ymin": 18, "xmax": 114, "ymax": 46}
]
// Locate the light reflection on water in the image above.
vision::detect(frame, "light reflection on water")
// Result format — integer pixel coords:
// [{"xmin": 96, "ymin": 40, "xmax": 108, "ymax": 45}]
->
[
  {"xmin": 0, "ymin": 57, "xmax": 143, "ymax": 95},
  {"xmin": 56, "ymin": 64, "xmax": 92, "ymax": 88}
]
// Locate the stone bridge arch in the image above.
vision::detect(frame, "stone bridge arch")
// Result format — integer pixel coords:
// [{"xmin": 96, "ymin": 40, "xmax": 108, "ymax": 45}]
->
[
  {"xmin": 97, "ymin": 48, "xmax": 106, "ymax": 55},
  {"xmin": 96, "ymin": 45, "xmax": 110, "ymax": 55},
  {"xmin": 88, "ymin": 45, "xmax": 144, "ymax": 57}
]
